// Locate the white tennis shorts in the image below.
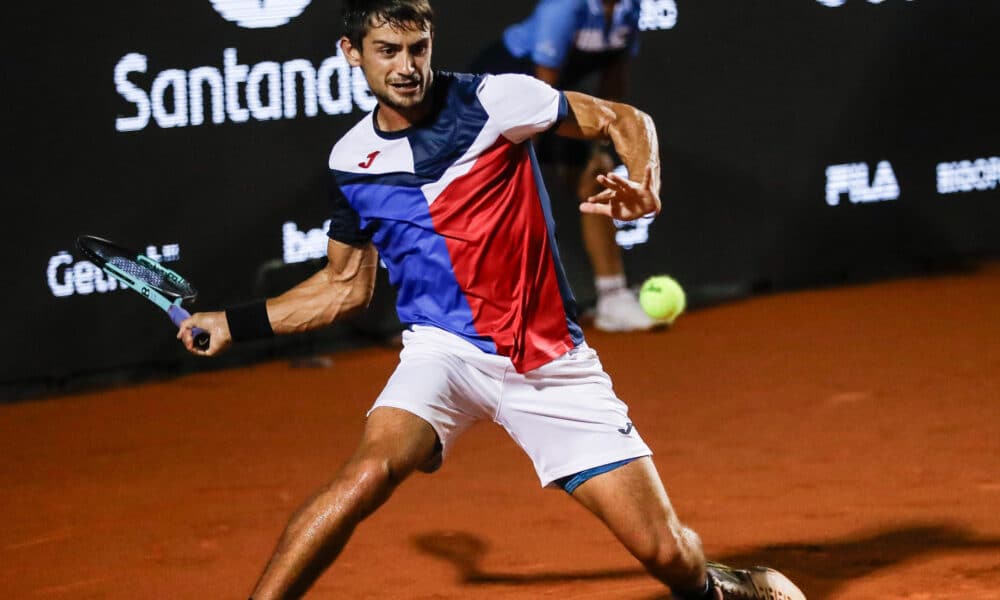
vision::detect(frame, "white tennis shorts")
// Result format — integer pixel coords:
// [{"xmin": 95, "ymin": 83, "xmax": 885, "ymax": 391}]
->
[{"xmin": 369, "ymin": 325, "xmax": 652, "ymax": 487}]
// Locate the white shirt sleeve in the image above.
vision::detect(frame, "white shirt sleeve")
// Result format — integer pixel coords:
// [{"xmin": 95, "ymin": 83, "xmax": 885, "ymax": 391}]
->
[{"xmin": 476, "ymin": 73, "xmax": 565, "ymax": 144}]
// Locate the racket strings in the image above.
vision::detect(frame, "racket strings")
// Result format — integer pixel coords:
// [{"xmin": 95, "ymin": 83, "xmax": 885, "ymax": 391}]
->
[
  {"xmin": 81, "ymin": 237, "xmax": 195, "ymax": 300},
  {"xmin": 107, "ymin": 256, "xmax": 175, "ymax": 291}
]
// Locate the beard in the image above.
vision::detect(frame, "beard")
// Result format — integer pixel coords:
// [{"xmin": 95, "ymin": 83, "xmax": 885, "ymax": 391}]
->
[{"xmin": 375, "ymin": 74, "xmax": 430, "ymax": 112}]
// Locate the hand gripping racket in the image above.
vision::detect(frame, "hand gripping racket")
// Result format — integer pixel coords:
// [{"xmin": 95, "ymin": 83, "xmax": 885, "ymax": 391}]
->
[{"xmin": 76, "ymin": 235, "xmax": 210, "ymax": 350}]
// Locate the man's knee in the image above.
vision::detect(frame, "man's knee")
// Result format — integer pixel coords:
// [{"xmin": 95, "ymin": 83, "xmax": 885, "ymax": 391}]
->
[
  {"xmin": 633, "ymin": 528, "xmax": 680, "ymax": 571},
  {"xmin": 636, "ymin": 523, "xmax": 702, "ymax": 577},
  {"xmin": 361, "ymin": 407, "xmax": 440, "ymax": 476},
  {"xmin": 340, "ymin": 454, "xmax": 401, "ymax": 497}
]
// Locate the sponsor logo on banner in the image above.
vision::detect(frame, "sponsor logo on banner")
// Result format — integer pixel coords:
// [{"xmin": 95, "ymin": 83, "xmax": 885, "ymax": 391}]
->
[
  {"xmin": 115, "ymin": 49, "xmax": 375, "ymax": 132},
  {"xmin": 937, "ymin": 157, "xmax": 1000, "ymax": 195},
  {"xmin": 115, "ymin": 2, "xmax": 375, "ymax": 133},
  {"xmin": 210, "ymin": 0, "xmax": 312, "ymax": 29},
  {"xmin": 614, "ymin": 214, "xmax": 656, "ymax": 249},
  {"xmin": 639, "ymin": 0, "xmax": 678, "ymax": 31},
  {"xmin": 283, "ymin": 220, "xmax": 330, "ymax": 264},
  {"xmin": 825, "ymin": 161, "xmax": 900, "ymax": 206},
  {"xmin": 283, "ymin": 221, "xmax": 393, "ymax": 269},
  {"xmin": 816, "ymin": 0, "xmax": 913, "ymax": 7},
  {"xmin": 47, "ymin": 244, "xmax": 180, "ymax": 298}
]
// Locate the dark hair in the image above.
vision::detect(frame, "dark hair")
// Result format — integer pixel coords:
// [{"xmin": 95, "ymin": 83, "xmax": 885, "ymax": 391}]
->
[{"xmin": 342, "ymin": 0, "xmax": 434, "ymax": 49}]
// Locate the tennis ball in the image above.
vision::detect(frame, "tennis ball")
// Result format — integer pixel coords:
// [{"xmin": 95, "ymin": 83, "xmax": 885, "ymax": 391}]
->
[{"xmin": 639, "ymin": 275, "xmax": 686, "ymax": 323}]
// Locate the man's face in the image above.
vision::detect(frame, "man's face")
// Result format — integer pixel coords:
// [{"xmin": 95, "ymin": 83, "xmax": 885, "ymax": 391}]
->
[{"xmin": 342, "ymin": 20, "xmax": 433, "ymax": 113}]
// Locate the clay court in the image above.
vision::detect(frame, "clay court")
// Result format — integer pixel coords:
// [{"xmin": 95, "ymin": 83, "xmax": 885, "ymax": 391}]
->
[{"xmin": 3, "ymin": 264, "xmax": 999, "ymax": 599}]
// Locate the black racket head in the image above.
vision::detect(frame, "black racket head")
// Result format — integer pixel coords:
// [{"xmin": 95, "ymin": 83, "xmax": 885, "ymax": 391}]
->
[{"xmin": 76, "ymin": 235, "xmax": 197, "ymax": 302}]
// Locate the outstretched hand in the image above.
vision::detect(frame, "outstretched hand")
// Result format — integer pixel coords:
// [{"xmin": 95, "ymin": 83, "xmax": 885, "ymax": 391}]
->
[
  {"xmin": 580, "ymin": 164, "xmax": 660, "ymax": 221},
  {"xmin": 177, "ymin": 311, "xmax": 232, "ymax": 356}
]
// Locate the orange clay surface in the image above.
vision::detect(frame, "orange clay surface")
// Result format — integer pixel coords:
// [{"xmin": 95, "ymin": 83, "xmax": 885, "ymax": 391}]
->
[{"xmin": 2, "ymin": 264, "xmax": 999, "ymax": 599}]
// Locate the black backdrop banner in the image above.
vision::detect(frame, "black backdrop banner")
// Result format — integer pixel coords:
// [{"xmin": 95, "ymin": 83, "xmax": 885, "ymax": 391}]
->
[{"xmin": 5, "ymin": 1, "xmax": 999, "ymax": 390}]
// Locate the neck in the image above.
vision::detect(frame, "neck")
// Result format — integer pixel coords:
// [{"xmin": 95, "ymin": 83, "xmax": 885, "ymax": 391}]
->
[{"xmin": 376, "ymin": 103, "xmax": 426, "ymax": 132}]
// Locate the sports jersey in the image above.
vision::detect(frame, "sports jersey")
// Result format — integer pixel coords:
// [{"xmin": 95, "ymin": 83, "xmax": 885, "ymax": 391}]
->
[
  {"xmin": 326, "ymin": 72, "xmax": 585, "ymax": 373},
  {"xmin": 502, "ymin": 0, "xmax": 641, "ymax": 69}
]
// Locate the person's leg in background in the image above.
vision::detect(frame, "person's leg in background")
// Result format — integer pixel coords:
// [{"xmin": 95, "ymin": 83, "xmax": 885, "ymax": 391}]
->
[{"xmin": 577, "ymin": 146, "xmax": 656, "ymax": 332}]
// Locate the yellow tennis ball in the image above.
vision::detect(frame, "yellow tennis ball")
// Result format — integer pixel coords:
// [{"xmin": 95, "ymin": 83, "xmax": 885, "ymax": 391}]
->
[{"xmin": 639, "ymin": 276, "xmax": 686, "ymax": 323}]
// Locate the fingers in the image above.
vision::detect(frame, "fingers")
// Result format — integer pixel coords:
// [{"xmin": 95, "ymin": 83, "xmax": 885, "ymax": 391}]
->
[
  {"xmin": 585, "ymin": 171, "xmax": 634, "ymax": 203},
  {"xmin": 585, "ymin": 167, "xmax": 661, "ymax": 220},
  {"xmin": 177, "ymin": 312, "xmax": 231, "ymax": 357},
  {"xmin": 596, "ymin": 172, "xmax": 635, "ymax": 195},
  {"xmin": 177, "ymin": 316, "xmax": 202, "ymax": 354},
  {"xmin": 579, "ymin": 201, "xmax": 613, "ymax": 217},
  {"xmin": 585, "ymin": 187, "xmax": 617, "ymax": 204}
]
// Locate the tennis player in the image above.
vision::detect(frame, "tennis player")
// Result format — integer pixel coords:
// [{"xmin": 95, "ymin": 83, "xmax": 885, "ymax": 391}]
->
[
  {"xmin": 469, "ymin": 0, "xmax": 657, "ymax": 333},
  {"xmin": 179, "ymin": 1, "xmax": 804, "ymax": 598}
]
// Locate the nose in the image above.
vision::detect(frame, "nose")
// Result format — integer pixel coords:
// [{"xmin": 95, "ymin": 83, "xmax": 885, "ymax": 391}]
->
[{"xmin": 395, "ymin": 50, "xmax": 416, "ymax": 75}]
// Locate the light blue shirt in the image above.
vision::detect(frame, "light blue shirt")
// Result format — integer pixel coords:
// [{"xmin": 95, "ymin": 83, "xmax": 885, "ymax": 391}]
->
[{"xmin": 503, "ymin": 0, "xmax": 641, "ymax": 68}]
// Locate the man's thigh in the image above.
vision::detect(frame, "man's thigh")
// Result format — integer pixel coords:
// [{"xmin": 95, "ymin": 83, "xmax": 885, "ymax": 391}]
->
[
  {"xmin": 497, "ymin": 343, "xmax": 652, "ymax": 487},
  {"xmin": 369, "ymin": 326, "xmax": 505, "ymax": 469},
  {"xmin": 570, "ymin": 456, "xmax": 686, "ymax": 556}
]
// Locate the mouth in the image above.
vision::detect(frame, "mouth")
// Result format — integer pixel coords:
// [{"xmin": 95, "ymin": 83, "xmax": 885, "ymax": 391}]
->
[{"xmin": 389, "ymin": 79, "xmax": 421, "ymax": 94}]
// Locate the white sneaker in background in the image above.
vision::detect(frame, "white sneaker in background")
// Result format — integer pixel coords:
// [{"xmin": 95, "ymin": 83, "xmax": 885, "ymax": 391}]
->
[{"xmin": 593, "ymin": 288, "xmax": 658, "ymax": 332}]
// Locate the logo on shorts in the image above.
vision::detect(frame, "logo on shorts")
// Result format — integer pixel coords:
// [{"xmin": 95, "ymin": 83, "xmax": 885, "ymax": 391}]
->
[
  {"xmin": 618, "ymin": 422, "xmax": 634, "ymax": 435},
  {"xmin": 209, "ymin": 0, "xmax": 313, "ymax": 29}
]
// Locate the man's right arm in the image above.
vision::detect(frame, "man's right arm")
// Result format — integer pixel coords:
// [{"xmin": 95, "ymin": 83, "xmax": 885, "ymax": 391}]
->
[
  {"xmin": 555, "ymin": 91, "xmax": 661, "ymax": 220},
  {"xmin": 178, "ymin": 239, "xmax": 378, "ymax": 356}
]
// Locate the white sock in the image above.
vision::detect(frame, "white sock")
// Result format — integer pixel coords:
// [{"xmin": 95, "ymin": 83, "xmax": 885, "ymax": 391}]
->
[{"xmin": 595, "ymin": 273, "xmax": 627, "ymax": 298}]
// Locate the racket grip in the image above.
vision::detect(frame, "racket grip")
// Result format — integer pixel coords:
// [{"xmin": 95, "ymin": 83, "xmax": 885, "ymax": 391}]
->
[{"xmin": 168, "ymin": 305, "xmax": 211, "ymax": 351}]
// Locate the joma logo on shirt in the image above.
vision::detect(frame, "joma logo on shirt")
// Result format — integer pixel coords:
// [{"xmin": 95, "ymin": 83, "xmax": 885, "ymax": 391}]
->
[{"xmin": 359, "ymin": 151, "xmax": 380, "ymax": 169}]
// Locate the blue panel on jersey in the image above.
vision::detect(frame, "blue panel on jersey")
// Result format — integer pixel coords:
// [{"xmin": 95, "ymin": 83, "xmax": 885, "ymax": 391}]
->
[
  {"xmin": 556, "ymin": 92, "xmax": 569, "ymax": 124},
  {"xmin": 340, "ymin": 182, "xmax": 498, "ymax": 355},
  {"xmin": 408, "ymin": 73, "xmax": 491, "ymax": 181},
  {"xmin": 346, "ymin": 74, "xmax": 490, "ymax": 186}
]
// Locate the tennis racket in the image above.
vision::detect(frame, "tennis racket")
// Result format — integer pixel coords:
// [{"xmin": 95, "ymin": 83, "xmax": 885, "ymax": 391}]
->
[{"xmin": 76, "ymin": 235, "xmax": 210, "ymax": 351}]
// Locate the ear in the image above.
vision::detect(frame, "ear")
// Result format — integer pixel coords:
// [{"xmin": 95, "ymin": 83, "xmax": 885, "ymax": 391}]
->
[{"xmin": 340, "ymin": 36, "xmax": 362, "ymax": 67}]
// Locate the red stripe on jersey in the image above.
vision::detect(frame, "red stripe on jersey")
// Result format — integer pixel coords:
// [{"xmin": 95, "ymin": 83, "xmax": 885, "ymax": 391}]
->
[{"xmin": 427, "ymin": 138, "xmax": 573, "ymax": 372}]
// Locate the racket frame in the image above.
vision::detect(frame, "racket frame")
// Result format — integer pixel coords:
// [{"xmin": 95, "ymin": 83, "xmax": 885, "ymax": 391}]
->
[{"xmin": 76, "ymin": 235, "xmax": 210, "ymax": 350}]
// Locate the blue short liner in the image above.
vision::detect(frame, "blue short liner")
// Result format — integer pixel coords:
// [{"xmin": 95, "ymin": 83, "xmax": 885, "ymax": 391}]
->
[{"xmin": 557, "ymin": 457, "xmax": 639, "ymax": 494}]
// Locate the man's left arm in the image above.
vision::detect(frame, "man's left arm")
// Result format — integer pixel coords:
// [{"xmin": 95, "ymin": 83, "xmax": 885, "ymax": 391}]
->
[{"xmin": 555, "ymin": 91, "xmax": 660, "ymax": 220}]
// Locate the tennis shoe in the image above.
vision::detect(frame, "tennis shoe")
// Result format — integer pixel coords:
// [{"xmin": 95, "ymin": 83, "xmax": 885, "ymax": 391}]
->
[
  {"xmin": 707, "ymin": 561, "xmax": 806, "ymax": 600},
  {"xmin": 594, "ymin": 288, "xmax": 658, "ymax": 332}
]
